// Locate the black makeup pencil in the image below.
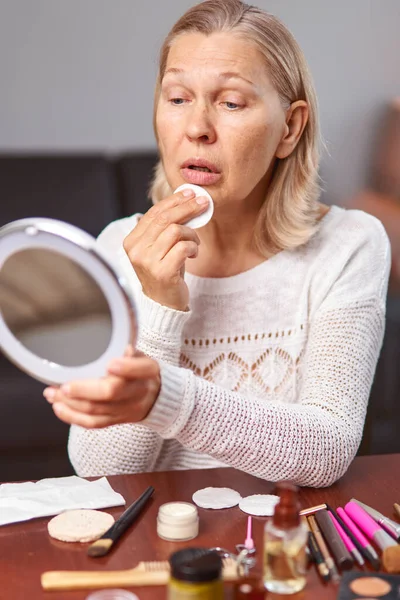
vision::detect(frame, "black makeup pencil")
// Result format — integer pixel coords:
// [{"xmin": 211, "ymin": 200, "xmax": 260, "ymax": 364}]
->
[{"xmin": 88, "ymin": 486, "xmax": 155, "ymax": 557}]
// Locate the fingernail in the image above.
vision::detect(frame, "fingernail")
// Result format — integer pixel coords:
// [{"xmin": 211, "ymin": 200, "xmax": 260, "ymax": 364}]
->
[
  {"xmin": 53, "ymin": 403, "xmax": 63, "ymax": 415},
  {"xmin": 182, "ymin": 189, "xmax": 195, "ymax": 198},
  {"xmin": 43, "ymin": 388, "xmax": 55, "ymax": 400},
  {"xmin": 61, "ymin": 384, "xmax": 71, "ymax": 396},
  {"xmin": 196, "ymin": 196, "xmax": 209, "ymax": 205}
]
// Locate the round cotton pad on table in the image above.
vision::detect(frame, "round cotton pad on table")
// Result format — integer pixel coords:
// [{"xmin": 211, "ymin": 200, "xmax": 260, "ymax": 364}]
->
[
  {"xmin": 239, "ymin": 494, "xmax": 280, "ymax": 516},
  {"xmin": 47, "ymin": 509, "xmax": 115, "ymax": 543},
  {"xmin": 192, "ymin": 487, "xmax": 242, "ymax": 509}
]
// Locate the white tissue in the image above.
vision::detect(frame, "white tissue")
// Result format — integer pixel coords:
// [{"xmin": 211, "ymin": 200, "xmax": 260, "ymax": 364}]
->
[{"xmin": 0, "ymin": 475, "xmax": 125, "ymax": 526}]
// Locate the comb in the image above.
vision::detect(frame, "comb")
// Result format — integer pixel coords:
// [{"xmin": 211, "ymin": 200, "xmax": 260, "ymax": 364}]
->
[{"xmin": 41, "ymin": 556, "xmax": 239, "ymax": 591}]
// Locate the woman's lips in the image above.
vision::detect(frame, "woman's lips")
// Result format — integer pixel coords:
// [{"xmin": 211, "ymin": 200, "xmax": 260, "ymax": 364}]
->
[{"xmin": 180, "ymin": 167, "xmax": 222, "ymax": 186}]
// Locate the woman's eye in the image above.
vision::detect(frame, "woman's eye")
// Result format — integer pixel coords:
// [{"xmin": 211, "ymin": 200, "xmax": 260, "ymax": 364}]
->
[
  {"xmin": 223, "ymin": 101, "xmax": 241, "ymax": 110},
  {"xmin": 170, "ymin": 98, "xmax": 186, "ymax": 105}
]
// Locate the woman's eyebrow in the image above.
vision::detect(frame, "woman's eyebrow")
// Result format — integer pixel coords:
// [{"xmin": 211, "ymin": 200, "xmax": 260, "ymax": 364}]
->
[{"xmin": 164, "ymin": 67, "xmax": 255, "ymax": 87}]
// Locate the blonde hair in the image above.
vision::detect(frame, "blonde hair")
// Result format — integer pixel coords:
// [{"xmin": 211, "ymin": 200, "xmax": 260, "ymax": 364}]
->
[{"xmin": 150, "ymin": 0, "xmax": 321, "ymax": 256}]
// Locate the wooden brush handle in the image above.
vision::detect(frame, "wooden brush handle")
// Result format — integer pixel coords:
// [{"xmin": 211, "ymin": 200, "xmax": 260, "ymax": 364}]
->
[{"xmin": 41, "ymin": 568, "xmax": 169, "ymax": 591}]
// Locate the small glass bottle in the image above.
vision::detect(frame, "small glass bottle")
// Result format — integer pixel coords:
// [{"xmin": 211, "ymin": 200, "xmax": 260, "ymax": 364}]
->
[
  {"xmin": 263, "ymin": 482, "xmax": 308, "ymax": 595},
  {"xmin": 168, "ymin": 548, "xmax": 224, "ymax": 600}
]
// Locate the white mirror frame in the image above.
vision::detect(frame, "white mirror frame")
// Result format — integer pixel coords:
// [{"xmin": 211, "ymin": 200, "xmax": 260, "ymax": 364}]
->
[{"xmin": 0, "ymin": 218, "xmax": 137, "ymax": 385}]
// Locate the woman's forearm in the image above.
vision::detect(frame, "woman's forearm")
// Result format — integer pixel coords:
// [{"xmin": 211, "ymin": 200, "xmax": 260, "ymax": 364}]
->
[{"xmin": 142, "ymin": 298, "xmax": 385, "ymax": 487}]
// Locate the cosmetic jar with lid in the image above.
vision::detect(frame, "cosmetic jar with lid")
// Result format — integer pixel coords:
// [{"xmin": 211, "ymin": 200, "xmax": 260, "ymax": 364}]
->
[
  {"xmin": 157, "ymin": 502, "xmax": 199, "ymax": 541},
  {"xmin": 168, "ymin": 548, "xmax": 223, "ymax": 600}
]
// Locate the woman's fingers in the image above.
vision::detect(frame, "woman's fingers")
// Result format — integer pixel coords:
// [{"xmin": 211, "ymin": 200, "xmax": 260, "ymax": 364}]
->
[
  {"xmin": 52, "ymin": 402, "xmax": 121, "ymax": 429},
  {"xmin": 123, "ymin": 190, "xmax": 192, "ymax": 251},
  {"xmin": 57, "ymin": 375, "xmax": 126, "ymax": 402},
  {"xmin": 124, "ymin": 344, "xmax": 135, "ymax": 357},
  {"xmin": 43, "ymin": 355, "xmax": 161, "ymax": 428},
  {"xmin": 53, "ymin": 382, "xmax": 151, "ymax": 415},
  {"xmin": 121, "ymin": 189, "xmax": 209, "ymax": 311},
  {"xmin": 124, "ymin": 192, "xmax": 208, "ymax": 252},
  {"xmin": 150, "ymin": 224, "xmax": 200, "ymax": 262},
  {"xmin": 43, "ymin": 358, "xmax": 159, "ymax": 403},
  {"xmin": 107, "ymin": 356, "xmax": 160, "ymax": 379},
  {"xmin": 162, "ymin": 240, "xmax": 199, "ymax": 272}
]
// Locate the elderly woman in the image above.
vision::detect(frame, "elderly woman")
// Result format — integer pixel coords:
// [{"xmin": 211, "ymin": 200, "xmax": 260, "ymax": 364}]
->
[{"xmin": 44, "ymin": 0, "xmax": 390, "ymax": 487}]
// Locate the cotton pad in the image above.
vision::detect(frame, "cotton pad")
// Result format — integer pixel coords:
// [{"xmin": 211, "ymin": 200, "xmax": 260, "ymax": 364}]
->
[
  {"xmin": 192, "ymin": 487, "xmax": 242, "ymax": 509},
  {"xmin": 47, "ymin": 509, "xmax": 115, "ymax": 543},
  {"xmin": 239, "ymin": 494, "xmax": 280, "ymax": 516},
  {"xmin": 174, "ymin": 183, "xmax": 214, "ymax": 229}
]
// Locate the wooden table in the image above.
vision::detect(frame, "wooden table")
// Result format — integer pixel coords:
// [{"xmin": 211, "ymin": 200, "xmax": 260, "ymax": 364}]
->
[{"xmin": 1, "ymin": 454, "xmax": 399, "ymax": 600}]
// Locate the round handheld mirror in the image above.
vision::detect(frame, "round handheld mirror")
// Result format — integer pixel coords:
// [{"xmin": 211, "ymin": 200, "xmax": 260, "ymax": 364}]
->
[{"xmin": 0, "ymin": 218, "xmax": 137, "ymax": 385}]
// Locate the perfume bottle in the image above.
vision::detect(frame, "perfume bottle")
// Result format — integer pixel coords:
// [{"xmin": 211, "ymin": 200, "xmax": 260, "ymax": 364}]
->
[{"xmin": 263, "ymin": 483, "xmax": 308, "ymax": 594}]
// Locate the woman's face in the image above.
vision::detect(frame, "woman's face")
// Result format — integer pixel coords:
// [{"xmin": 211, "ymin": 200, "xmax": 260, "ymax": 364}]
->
[{"xmin": 156, "ymin": 32, "xmax": 289, "ymax": 209}]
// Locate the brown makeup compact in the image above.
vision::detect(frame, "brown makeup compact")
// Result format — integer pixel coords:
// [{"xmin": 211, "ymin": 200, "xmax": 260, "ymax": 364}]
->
[{"xmin": 338, "ymin": 572, "xmax": 400, "ymax": 600}]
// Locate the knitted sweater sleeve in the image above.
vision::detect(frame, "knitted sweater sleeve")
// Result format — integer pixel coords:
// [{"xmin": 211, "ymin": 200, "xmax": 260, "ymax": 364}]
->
[
  {"xmin": 68, "ymin": 216, "xmax": 191, "ymax": 476},
  {"xmin": 141, "ymin": 224, "xmax": 391, "ymax": 487},
  {"xmin": 96, "ymin": 215, "xmax": 192, "ymax": 366}
]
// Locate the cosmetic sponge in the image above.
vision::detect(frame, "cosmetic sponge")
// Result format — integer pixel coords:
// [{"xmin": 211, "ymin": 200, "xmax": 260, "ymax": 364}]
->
[
  {"xmin": 47, "ymin": 509, "xmax": 114, "ymax": 543},
  {"xmin": 174, "ymin": 183, "xmax": 214, "ymax": 228},
  {"xmin": 383, "ymin": 545, "xmax": 400, "ymax": 573}
]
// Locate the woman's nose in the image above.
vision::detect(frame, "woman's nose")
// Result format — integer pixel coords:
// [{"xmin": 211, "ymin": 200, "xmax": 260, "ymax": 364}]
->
[{"xmin": 185, "ymin": 104, "xmax": 216, "ymax": 144}]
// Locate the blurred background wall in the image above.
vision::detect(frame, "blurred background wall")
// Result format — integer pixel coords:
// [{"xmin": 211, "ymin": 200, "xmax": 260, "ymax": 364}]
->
[
  {"xmin": 1, "ymin": 0, "xmax": 399, "ymax": 205},
  {"xmin": 0, "ymin": 0, "xmax": 399, "ymax": 480}
]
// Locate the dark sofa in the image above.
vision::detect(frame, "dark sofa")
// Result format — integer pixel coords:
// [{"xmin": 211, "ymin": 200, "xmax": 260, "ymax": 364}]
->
[
  {"xmin": 0, "ymin": 153, "xmax": 399, "ymax": 482},
  {"xmin": 0, "ymin": 153, "xmax": 157, "ymax": 482}
]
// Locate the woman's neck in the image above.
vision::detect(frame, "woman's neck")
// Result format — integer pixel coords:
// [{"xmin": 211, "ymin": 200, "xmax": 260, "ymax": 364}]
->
[
  {"xmin": 186, "ymin": 202, "xmax": 330, "ymax": 278},
  {"xmin": 186, "ymin": 203, "xmax": 265, "ymax": 278}
]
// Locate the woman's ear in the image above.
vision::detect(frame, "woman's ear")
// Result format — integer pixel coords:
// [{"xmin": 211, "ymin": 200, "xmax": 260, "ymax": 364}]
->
[{"xmin": 276, "ymin": 101, "xmax": 309, "ymax": 159}]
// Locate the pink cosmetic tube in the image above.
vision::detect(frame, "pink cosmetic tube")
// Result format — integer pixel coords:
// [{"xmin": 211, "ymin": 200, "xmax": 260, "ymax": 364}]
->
[
  {"xmin": 344, "ymin": 501, "xmax": 397, "ymax": 552},
  {"xmin": 337, "ymin": 507, "xmax": 380, "ymax": 570},
  {"xmin": 328, "ymin": 511, "xmax": 364, "ymax": 566}
]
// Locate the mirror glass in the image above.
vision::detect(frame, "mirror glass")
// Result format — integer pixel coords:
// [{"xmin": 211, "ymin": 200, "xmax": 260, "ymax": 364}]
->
[{"xmin": 0, "ymin": 248, "xmax": 113, "ymax": 367}]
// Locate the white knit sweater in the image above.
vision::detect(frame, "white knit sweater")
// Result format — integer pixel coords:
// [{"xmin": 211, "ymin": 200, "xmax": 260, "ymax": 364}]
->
[{"xmin": 68, "ymin": 206, "xmax": 390, "ymax": 487}]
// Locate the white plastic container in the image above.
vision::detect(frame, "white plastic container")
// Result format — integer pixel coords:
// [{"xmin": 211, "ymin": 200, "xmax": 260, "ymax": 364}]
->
[{"xmin": 157, "ymin": 502, "xmax": 199, "ymax": 541}]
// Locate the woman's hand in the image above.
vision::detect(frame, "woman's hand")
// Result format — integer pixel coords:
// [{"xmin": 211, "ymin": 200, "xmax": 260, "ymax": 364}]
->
[
  {"xmin": 123, "ymin": 188, "xmax": 209, "ymax": 311},
  {"xmin": 43, "ymin": 350, "xmax": 161, "ymax": 429}
]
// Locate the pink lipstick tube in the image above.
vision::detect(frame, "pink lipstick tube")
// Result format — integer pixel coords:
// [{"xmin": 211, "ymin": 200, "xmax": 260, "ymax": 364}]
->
[
  {"xmin": 337, "ymin": 507, "xmax": 380, "ymax": 570},
  {"xmin": 329, "ymin": 511, "xmax": 364, "ymax": 566},
  {"xmin": 344, "ymin": 501, "xmax": 397, "ymax": 552}
]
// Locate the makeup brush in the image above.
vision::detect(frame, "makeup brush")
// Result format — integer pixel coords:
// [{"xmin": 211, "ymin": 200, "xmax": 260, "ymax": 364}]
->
[
  {"xmin": 351, "ymin": 498, "xmax": 400, "ymax": 541},
  {"xmin": 344, "ymin": 501, "xmax": 397, "ymax": 552},
  {"xmin": 308, "ymin": 515, "xmax": 340, "ymax": 584},
  {"xmin": 394, "ymin": 503, "xmax": 400, "ymax": 520},
  {"xmin": 304, "ymin": 520, "xmax": 330, "ymax": 582},
  {"xmin": 41, "ymin": 556, "xmax": 239, "ymax": 591},
  {"xmin": 87, "ymin": 486, "xmax": 154, "ymax": 557}
]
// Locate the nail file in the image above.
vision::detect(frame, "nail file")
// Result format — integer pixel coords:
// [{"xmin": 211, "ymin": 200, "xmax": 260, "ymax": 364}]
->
[{"xmin": 174, "ymin": 183, "xmax": 214, "ymax": 229}]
